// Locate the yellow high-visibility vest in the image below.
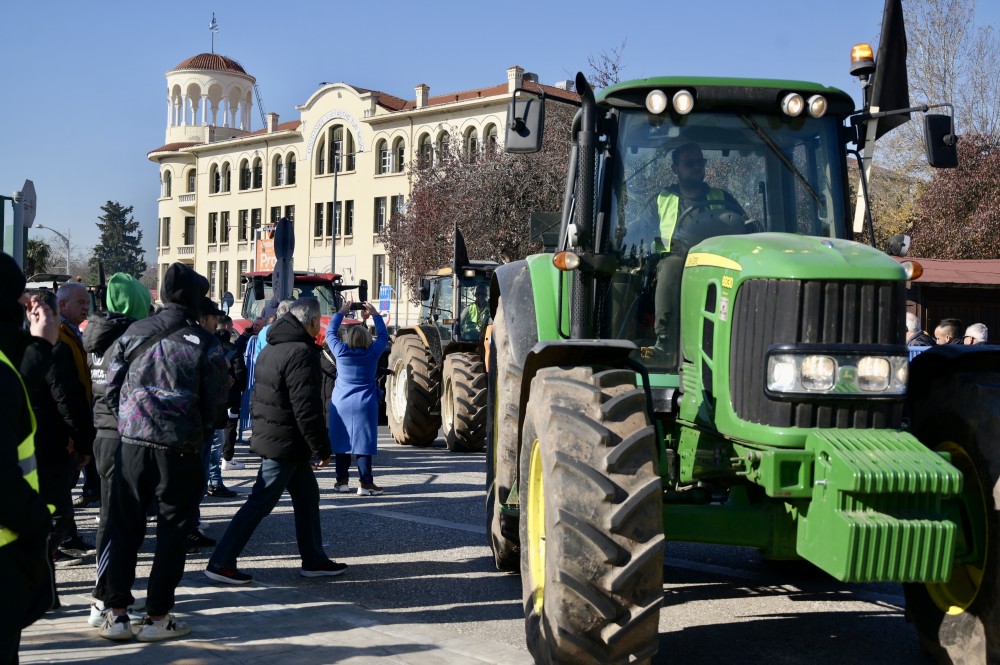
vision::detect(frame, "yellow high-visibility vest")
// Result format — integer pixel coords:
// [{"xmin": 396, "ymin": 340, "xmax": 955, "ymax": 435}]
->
[
  {"xmin": 656, "ymin": 187, "xmax": 727, "ymax": 253},
  {"xmin": 462, "ymin": 302, "xmax": 487, "ymax": 337},
  {"xmin": 0, "ymin": 347, "xmax": 40, "ymax": 548}
]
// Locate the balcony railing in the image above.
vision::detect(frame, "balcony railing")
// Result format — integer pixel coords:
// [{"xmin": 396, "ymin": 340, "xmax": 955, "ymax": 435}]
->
[
  {"xmin": 178, "ymin": 246, "xmax": 195, "ymax": 255},
  {"xmin": 178, "ymin": 193, "xmax": 196, "ymax": 208}
]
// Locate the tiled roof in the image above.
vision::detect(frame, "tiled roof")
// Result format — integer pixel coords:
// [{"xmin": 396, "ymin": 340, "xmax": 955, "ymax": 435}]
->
[
  {"xmin": 905, "ymin": 258, "xmax": 1000, "ymax": 286},
  {"xmin": 379, "ymin": 80, "xmax": 579, "ymax": 112},
  {"xmin": 147, "ymin": 142, "xmax": 199, "ymax": 156},
  {"xmin": 242, "ymin": 120, "xmax": 302, "ymax": 137},
  {"xmin": 171, "ymin": 53, "xmax": 250, "ymax": 76}
]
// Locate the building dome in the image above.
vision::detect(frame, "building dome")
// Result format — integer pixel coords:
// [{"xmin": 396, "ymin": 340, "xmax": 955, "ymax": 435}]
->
[{"xmin": 170, "ymin": 53, "xmax": 249, "ymax": 76}]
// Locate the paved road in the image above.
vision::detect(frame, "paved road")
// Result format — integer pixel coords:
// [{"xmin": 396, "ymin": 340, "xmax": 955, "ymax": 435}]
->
[{"xmin": 22, "ymin": 428, "xmax": 935, "ymax": 664}]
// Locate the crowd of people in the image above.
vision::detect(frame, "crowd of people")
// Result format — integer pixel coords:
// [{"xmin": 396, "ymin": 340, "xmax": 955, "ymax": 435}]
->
[
  {"xmin": 906, "ymin": 313, "xmax": 990, "ymax": 347},
  {"xmin": 2, "ymin": 256, "xmax": 389, "ymax": 656}
]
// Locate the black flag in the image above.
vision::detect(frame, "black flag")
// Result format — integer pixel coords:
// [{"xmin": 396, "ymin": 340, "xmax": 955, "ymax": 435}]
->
[
  {"xmin": 272, "ymin": 217, "xmax": 294, "ymax": 303},
  {"xmin": 870, "ymin": 0, "xmax": 910, "ymax": 139},
  {"xmin": 453, "ymin": 224, "xmax": 470, "ymax": 275}
]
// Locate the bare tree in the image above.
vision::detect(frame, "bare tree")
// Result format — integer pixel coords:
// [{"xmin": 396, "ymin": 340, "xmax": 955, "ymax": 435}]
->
[
  {"xmin": 586, "ymin": 40, "xmax": 627, "ymax": 90},
  {"xmin": 380, "ymin": 104, "xmax": 576, "ymax": 293}
]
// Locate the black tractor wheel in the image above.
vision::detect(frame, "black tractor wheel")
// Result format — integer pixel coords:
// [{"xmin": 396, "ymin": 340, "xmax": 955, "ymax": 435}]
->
[
  {"xmin": 486, "ymin": 299, "xmax": 521, "ymax": 571},
  {"xmin": 385, "ymin": 334, "xmax": 440, "ymax": 446},
  {"xmin": 906, "ymin": 371, "xmax": 1000, "ymax": 665},
  {"xmin": 442, "ymin": 352, "xmax": 487, "ymax": 452},
  {"xmin": 519, "ymin": 366, "xmax": 664, "ymax": 665}
]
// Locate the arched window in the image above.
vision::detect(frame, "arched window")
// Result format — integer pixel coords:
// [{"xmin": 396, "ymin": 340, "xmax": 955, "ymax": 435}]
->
[
  {"xmin": 186, "ymin": 168, "xmax": 196, "ymax": 193},
  {"xmin": 393, "ymin": 137, "xmax": 406, "ymax": 172},
  {"xmin": 287, "ymin": 154, "xmax": 296, "ymax": 185},
  {"xmin": 210, "ymin": 164, "xmax": 220, "ymax": 194},
  {"xmin": 161, "ymin": 171, "xmax": 172, "ymax": 198},
  {"xmin": 316, "ymin": 136, "xmax": 326, "ymax": 175},
  {"xmin": 273, "ymin": 155, "xmax": 284, "ymax": 186},
  {"xmin": 239, "ymin": 159, "xmax": 251, "ymax": 190},
  {"xmin": 331, "ymin": 126, "xmax": 344, "ymax": 173},
  {"xmin": 437, "ymin": 132, "xmax": 450, "ymax": 162},
  {"xmin": 377, "ymin": 139, "xmax": 390, "ymax": 174},
  {"xmin": 464, "ymin": 127, "xmax": 479, "ymax": 161},
  {"xmin": 417, "ymin": 133, "xmax": 432, "ymax": 168},
  {"xmin": 252, "ymin": 157, "xmax": 262, "ymax": 189},
  {"xmin": 484, "ymin": 124, "xmax": 498, "ymax": 151},
  {"xmin": 222, "ymin": 162, "xmax": 231, "ymax": 192}
]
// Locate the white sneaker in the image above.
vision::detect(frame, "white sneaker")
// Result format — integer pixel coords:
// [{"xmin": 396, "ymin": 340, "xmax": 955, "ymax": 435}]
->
[
  {"xmin": 98, "ymin": 613, "xmax": 133, "ymax": 641},
  {"xmin": 222, "ymin": 458, "xmax": 245, "ymax": 470},
  {"xmin": 136, "ymin": 613, "xmax": 191, "ymax": 642},
  {"xmin": 88, "ymin": 602, "xmax": 145, "ymax": 627}
]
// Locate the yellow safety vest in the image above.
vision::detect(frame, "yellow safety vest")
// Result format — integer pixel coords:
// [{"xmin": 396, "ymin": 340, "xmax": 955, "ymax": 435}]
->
[
  {"xmin": 462, "ymin": 302, "xmax": 487, "ymax": 337},
  {"xmin": 656, "ymin": 187, "xmax": 727, "ymax": 253},
  {"xmin": 0, "ymin": 348, "xmax": 40, "ymax": 548}
]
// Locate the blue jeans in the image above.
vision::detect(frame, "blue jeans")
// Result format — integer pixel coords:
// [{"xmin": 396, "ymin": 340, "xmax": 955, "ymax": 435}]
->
[
  {"xmin": 335, "ymin": 453, "xmax": 373, "ymax": 484},
  {"xmin": 209, "ymin": 457, "xmax": 328, "ymax": 569}
]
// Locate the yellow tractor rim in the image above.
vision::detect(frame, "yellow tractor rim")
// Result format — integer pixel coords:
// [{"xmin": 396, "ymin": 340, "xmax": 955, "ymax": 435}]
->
[
  {"xmin": 927, "ymin": 441, "xmax": 987, "ymax": 615},
  {"xmin": 527, "ymin": 439, "xmax": 546, "ymax": 615}
]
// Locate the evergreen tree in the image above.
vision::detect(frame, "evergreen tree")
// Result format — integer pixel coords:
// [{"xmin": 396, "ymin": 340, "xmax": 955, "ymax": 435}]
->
[{"xmin": 90, "ymin": 201, "xmax": 147, "ymax": 277}]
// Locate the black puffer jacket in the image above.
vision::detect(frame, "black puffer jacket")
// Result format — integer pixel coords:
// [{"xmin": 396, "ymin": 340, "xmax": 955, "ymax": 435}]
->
[
  {"xmin": 251, "ymin": 313, "xmax": 330, "ymax": 463},
  {"xmin": 84, "ymin": 312, "xmax": 135, "ymax": 438}
]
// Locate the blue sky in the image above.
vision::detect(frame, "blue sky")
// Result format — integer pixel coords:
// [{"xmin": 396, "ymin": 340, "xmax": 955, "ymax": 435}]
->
[{"xmin": 1, "ymin": 0, "xmax": 997, "ymax": 262}]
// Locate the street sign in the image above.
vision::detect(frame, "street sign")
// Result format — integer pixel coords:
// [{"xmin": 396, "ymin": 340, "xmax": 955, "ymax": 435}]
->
[
  {"xmin": 18, "ymin": 180, "xmax": 37, "ymax": 228},
  {"xmin": 378, "ymin": 284, "xmax": 392, "ymax": 311}
]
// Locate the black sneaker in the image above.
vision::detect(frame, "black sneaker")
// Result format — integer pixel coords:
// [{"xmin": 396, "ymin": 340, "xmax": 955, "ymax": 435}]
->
[
  {"xmin": 301, "ymin": 560, "xmax": 348, "ymax": 578},
  {"xmin": 206, "ymin": 484, "xmax": 238, "ymax": 498},
  {"xmin": 73, "ymin": 493, "xmax": 101, "ymax": 508},
  {"xmin": 61, "ymin": 535, "xmax": 96, "ymax": 556},
  {"xmin": 52, "ymin": 549, "xmax": 83, "ymax": 568},
  {"xmin": 186, "ymin": 530, "xmax": 217, "ymax": 549},
  {"xmin": 204, "ymin": 563, "xmax": 253, "ymax": 585}
]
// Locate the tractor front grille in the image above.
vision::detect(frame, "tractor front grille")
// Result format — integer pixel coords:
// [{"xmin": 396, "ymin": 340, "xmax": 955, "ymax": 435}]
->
[{"xmin": 729, "ymin": 279, "xmax": 906, "ymax": 429}]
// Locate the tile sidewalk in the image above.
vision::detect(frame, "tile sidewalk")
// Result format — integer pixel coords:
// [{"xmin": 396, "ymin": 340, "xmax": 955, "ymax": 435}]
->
[{"xmin": 19, "ymin": 571, "xmax": 533, "ymax": 664}]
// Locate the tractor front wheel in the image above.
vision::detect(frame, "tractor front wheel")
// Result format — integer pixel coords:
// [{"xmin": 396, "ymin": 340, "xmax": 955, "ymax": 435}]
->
[
  {"xmin": 442, "ymin": 352, "xmax": 487, "ymax": 452},
  {"xmin": 385, "ymin": 335, "xmax": 440, "ymax": 447},
  {"xmin": 519, "ymin": 366, "xmax": 664, "ymax": 664},
  {"xmin": 906, "ymin": 371, "xmax": 1000, "ymax": 665}
]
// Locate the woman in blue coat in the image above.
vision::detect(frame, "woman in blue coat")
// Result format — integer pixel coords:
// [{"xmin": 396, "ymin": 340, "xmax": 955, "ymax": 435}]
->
[{"xmin": 326, "ymin": 301, "xmax": 390, "ymax": 495}]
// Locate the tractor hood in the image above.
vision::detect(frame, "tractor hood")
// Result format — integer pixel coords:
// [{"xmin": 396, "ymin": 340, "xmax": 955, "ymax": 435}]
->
[{"xmin": 686, "ymin": 233, "xmax": 907, "ymax": 282}]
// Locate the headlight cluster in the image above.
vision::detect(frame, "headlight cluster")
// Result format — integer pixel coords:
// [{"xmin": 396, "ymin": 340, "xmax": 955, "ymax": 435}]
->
[{"xmin": 766, "ymin": 351, "xmax": 908, "ymax": 396}]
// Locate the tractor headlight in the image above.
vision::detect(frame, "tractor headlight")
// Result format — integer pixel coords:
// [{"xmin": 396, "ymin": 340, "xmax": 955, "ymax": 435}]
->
[
  {"xmin": 765, "ymin": 347, "xmax": 908, "ymax": 398},
  {"xmin": 800, "ymin": 355, "xmax": 837, "ymax": 390}
]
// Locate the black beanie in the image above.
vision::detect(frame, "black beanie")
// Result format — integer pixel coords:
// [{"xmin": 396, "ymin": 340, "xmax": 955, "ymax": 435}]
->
[
  {"xmin": 0, "ymin": 252, "xmax": 26, "ymax": 325},
  {"xmin": 161, "ymin": 263, "xmax": 209, "ymax": 312}
]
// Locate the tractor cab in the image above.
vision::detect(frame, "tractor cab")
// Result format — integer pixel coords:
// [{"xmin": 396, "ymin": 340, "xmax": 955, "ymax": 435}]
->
[{"xmin": 418, "ymin": 262, "xmax": 497, "ymax": 346}]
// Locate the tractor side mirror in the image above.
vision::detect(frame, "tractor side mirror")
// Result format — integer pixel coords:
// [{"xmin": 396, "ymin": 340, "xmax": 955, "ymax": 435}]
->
[
  {"xmin": 253, "ymin": 279, "xmax": 265, "ymax": 300},
  {"xmin": 924, "ymin": 114, "xmax": 958, "ymax": 168},
  {"xmin": 418, "ymin": 279, "xmax": 431, "ymax": 302},
  {"xmin": 886, "ymin": 233, "xmax": 911, "ymax": 257},
  {"xmin": 505, "ymin": 89, "xmax": 545, "ymax": 154}
]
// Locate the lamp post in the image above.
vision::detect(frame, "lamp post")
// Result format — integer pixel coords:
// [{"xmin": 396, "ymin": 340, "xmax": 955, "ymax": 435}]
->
[{"xmin": 35, "ymin": 224, "xmax": 70, "ymax": 275}]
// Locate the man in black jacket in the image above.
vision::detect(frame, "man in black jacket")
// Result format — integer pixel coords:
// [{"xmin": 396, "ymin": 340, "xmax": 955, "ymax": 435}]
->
[
  {"xmin": 83, "ymin": 272, "xmax": 151, "ymax": 627},
  {"xmin": 204, "ymin": 298, "xmax": 346, "ymax": 584},
  {"xmin": 97, "ymin": 263, "xmax": 227, "ymax": 643},
  {"xmin": 0, "ymin": 252, "xmax": 59, "ymax": 662}
]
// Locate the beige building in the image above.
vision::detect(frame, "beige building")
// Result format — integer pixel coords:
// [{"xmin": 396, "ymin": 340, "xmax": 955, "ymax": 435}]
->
[{"xmin": 149, "ymin": 52, "xmax": 576, "ymax": 325}]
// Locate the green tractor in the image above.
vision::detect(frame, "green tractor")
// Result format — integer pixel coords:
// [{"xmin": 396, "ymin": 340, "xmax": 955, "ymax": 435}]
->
[
  {"xmin": 386, "ymin": 231, "xmax": 497, "ymax": 452},
  {"xmin": 486, "ymin": 11, "xmax": 997, "ymax": 665}
]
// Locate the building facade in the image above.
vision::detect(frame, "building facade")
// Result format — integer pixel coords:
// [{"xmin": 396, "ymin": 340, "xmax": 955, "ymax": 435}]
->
[{"xmin": 149, "ymin": 53, "xmax": 576, "ymax": 325}]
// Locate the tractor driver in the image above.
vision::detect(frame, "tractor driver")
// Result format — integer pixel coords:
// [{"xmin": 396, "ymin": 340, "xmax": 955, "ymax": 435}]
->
[
  {"xmin": 460, "ymin": 286, "xmax": 489, "ymax": 339},
  {"xmin": 647, "ymin": 142, "xmax": 748, "ymax": 361}
]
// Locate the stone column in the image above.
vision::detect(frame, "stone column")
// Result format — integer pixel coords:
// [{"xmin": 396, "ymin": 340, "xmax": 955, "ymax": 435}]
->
[{"xmin": 201, "ymin": 94, "xmax": 209, "ymax": 125}]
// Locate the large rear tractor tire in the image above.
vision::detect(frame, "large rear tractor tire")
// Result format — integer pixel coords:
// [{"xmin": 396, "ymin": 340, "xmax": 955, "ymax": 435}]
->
[
  {"xmin": 906, "ymin": 372, "xmax": 1000, "ymax": 665},
  {"xmin": 486, "ymin": 299, "xmax": 521, "ymax": 571},
  {"xmin": 386, "ymin": 335, "xmax": 441, "ymax": 447},
  {"xmin": 519, "ymin": 366, "xmax": 664, "ymax": 664},
  {"xmin": 443, "ymin": 352, "xmax": 487, "ymax": 452}
]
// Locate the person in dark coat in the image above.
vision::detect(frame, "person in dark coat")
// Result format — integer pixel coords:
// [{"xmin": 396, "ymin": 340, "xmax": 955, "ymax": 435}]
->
[
  {"xmin": 97, "ymin": 262, "xmax": 227, "ymax": 643},
  {"xmin": 326, "ymin": 301, "xmax": 389, "ymax": 495},
  {"xmin": 0, "ymin": 252, "xmax": 59, "ymax": 663},
  {"xmin": 83, "ymin": 272, "xmax": 151, "ymax": 627},
  {"xmin": 204, "ymin": 298, "xmax": 346, "ymax": 584},
  {"xmin": 29, "ymin": 289, "xmax": 96, "ymax": 569},
  {"xmin": 905, "ymin": 312, "xmax": 935, "ymax": 347}
]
